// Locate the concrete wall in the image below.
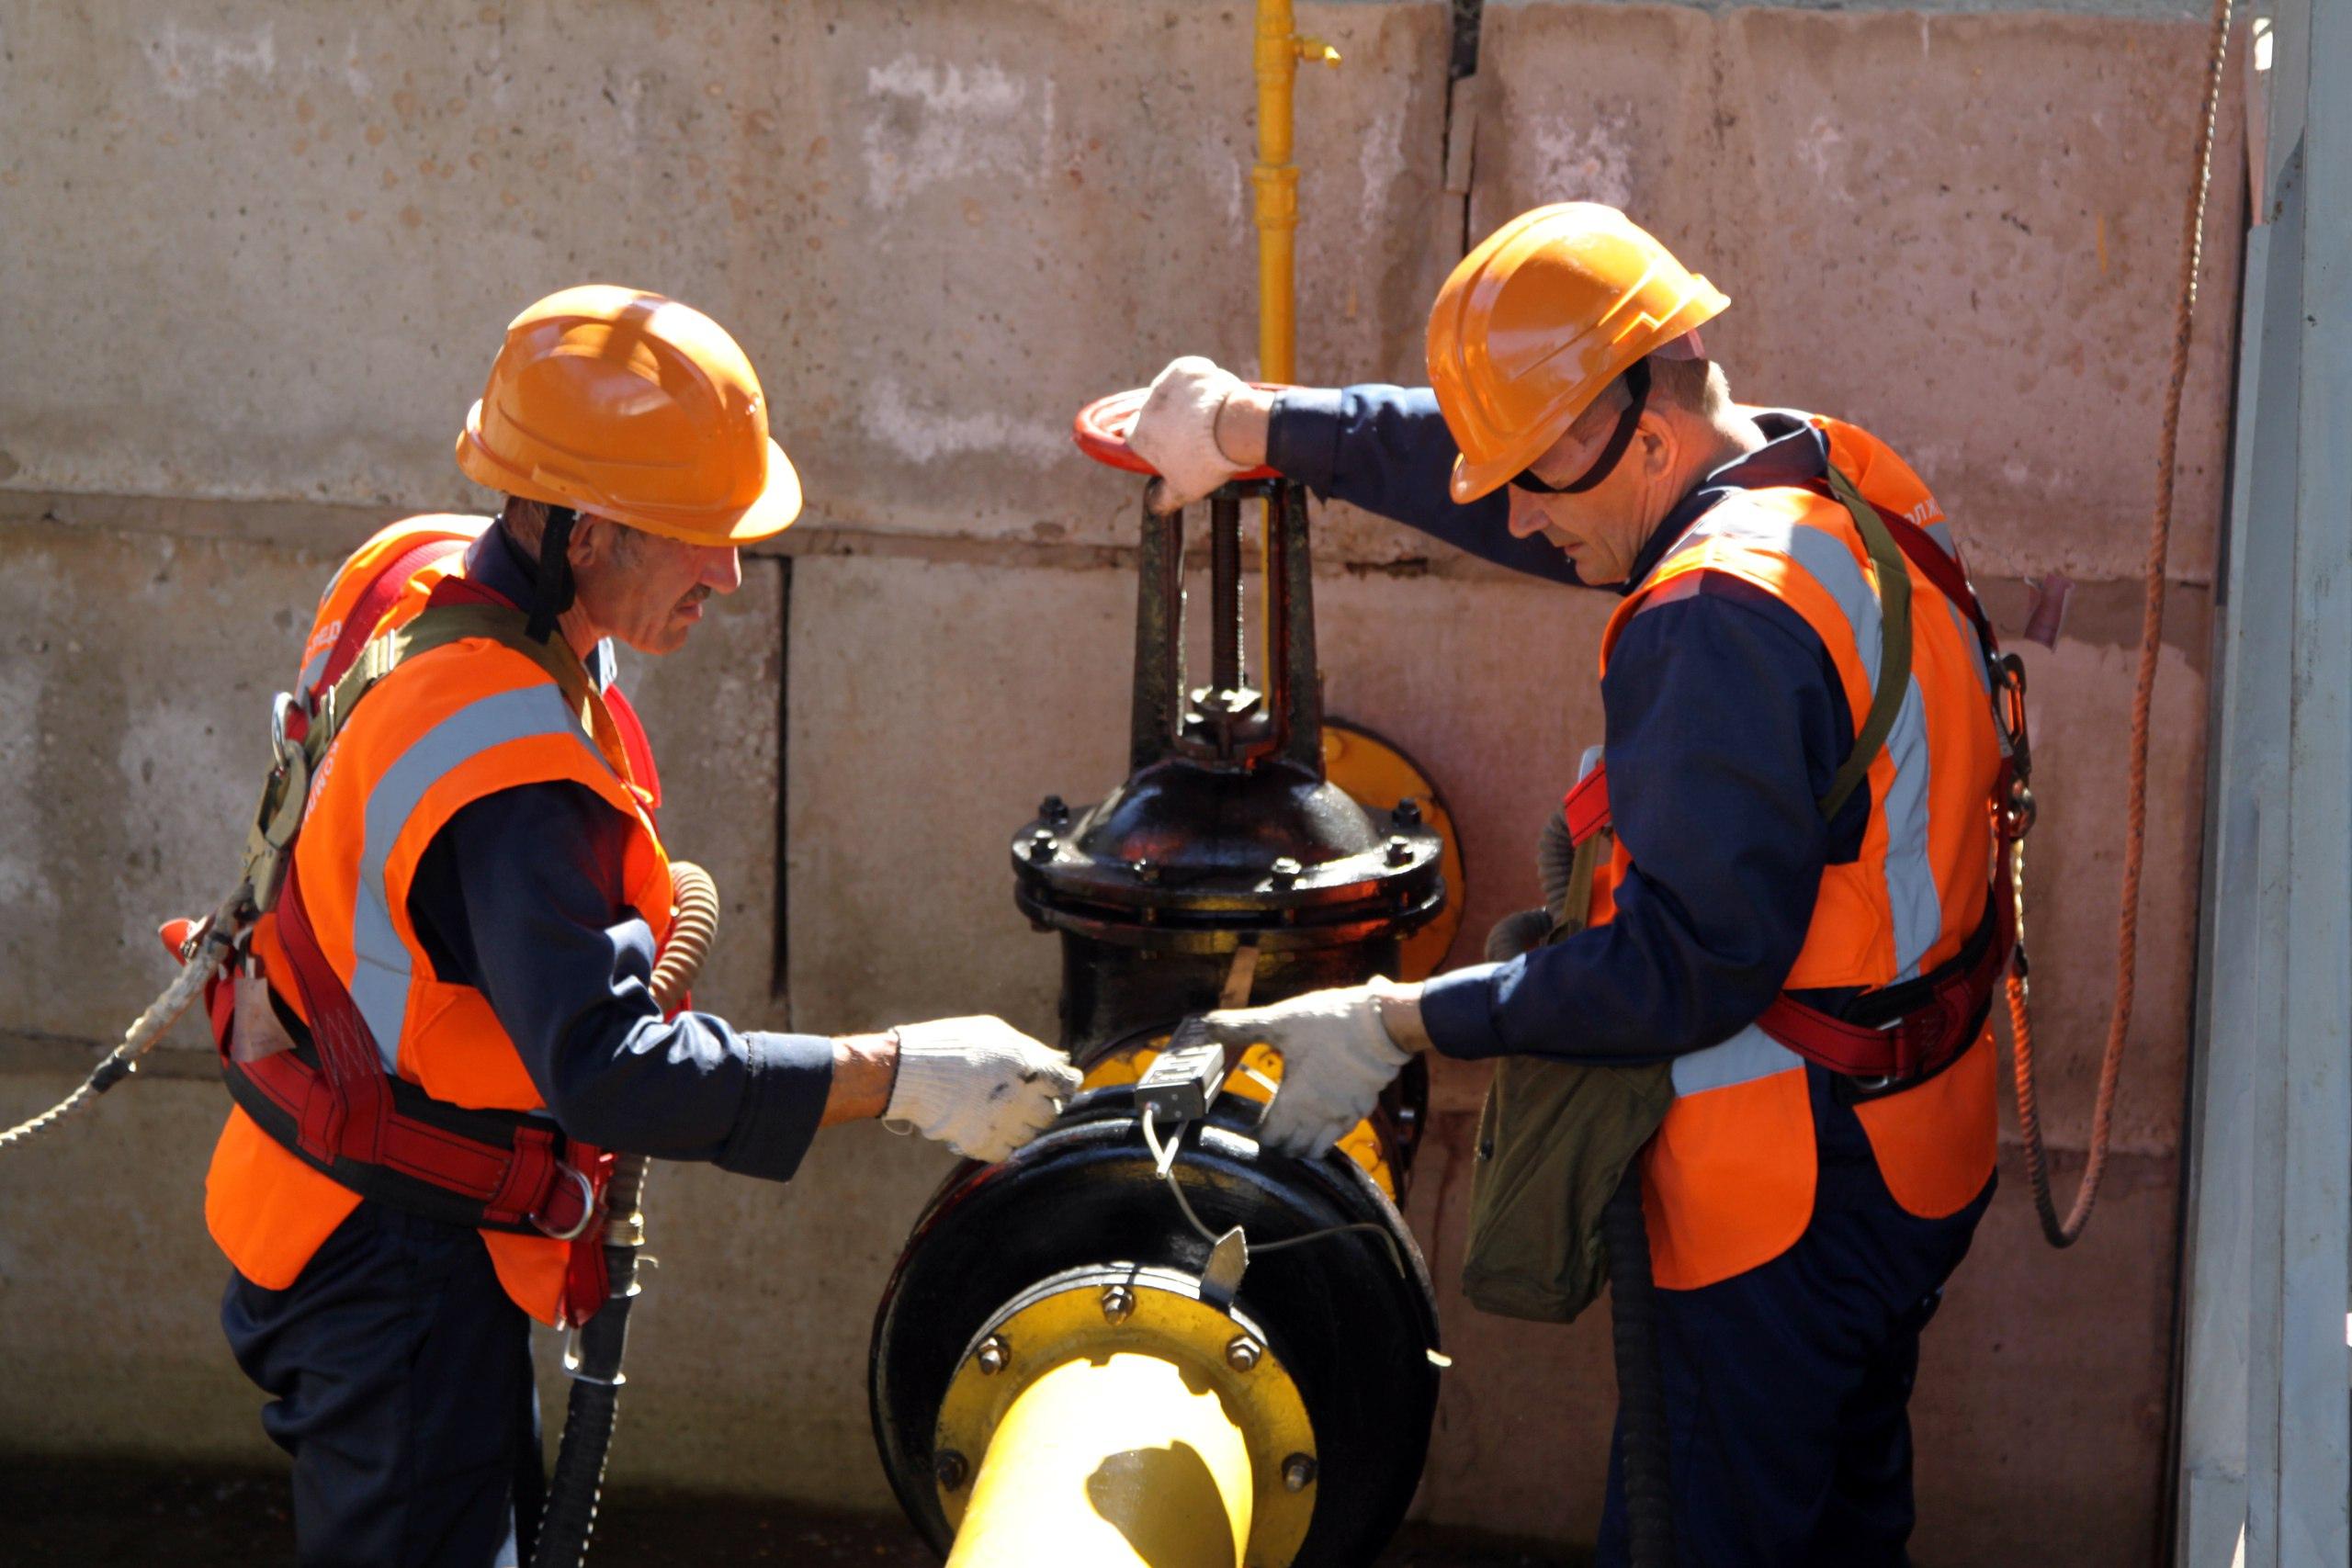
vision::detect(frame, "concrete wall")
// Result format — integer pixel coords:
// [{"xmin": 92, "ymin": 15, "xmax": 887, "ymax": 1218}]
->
[{"xmin": 0, "ymin": 1, "xmax": 2239, "ymax": 1561}]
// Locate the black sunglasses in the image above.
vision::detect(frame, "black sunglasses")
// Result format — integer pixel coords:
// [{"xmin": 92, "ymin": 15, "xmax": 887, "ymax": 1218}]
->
[{"xmin": 1510, "ymin": 358, "xmax": 1653, "ymax": 496}]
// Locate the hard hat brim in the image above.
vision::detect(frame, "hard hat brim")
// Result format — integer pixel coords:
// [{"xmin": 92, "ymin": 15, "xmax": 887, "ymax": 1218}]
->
[{"xmin": 457, "ymin": 402, "xmax": 804, "ymax": 546}]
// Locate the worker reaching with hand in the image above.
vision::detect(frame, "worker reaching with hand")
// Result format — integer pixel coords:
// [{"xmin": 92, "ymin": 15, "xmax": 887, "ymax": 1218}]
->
[
  {"xmin": 1129, "ymin": 205, "xmax": 2007, "ymax": 1566},
  {"xmin": 200, "ymin": 287, "xmax": 1080, "ymax": 1567}
]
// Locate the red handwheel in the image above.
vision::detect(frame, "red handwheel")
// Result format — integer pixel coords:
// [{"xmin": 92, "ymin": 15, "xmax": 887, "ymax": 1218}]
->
[{"xmin": 1072, "ymin": 386, "xmax": 1284, "ymax": 480}]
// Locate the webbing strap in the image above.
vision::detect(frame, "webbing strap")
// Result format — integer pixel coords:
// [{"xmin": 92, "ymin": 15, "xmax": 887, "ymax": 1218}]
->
[
  {"xmin": 311, "ymin": 536, "xmax": 470, "ymax": 706},
  {"xmin": 1817, "ymin": 464, "xmax": 1915, "ymax": 824},
  {"xmin": 275, "ymin": 872, "xmax": 393, "ymax": 1163},
  {"xmin": 304, "ymin": 600, "xmax": 604, "ymax": 772}
]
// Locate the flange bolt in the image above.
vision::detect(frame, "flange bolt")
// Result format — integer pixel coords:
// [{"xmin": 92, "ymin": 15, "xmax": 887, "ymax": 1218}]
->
[
  {"xmin": 1131, "ymin": 858, "xmax": 1161, "ymax": 885},
  {"xmin": 1225, "ymin": 1335, "xmax": 1261, "ymax": 1373},
  {"xmin": 1385, "ymin": 835, "xmax": 1414, "ymax": 867},
  {"xmin": 1024, "ymin": 831, "xmax": 1057, "ymax": 864},
  {"xmin": 1269, "ymin": 856, "xmax": 1303, "ymax": 889},
  {"xmin": 976, "ymin": 1336, "xmax": 1010, "ymax": 1375},
  {"xmin": 1038, "ymin": 795, "xmax": 1071, "ymax": 825},
  {"xmin": 1390, "ymin": 798, "xmax": 1423, "ymax": 829},
  {"xmin": 934, "ymin": 1450, "xmax": 969, "ymax": 1492},
  {"xmin": 1282, "ymin": 1453, "xmax": 1318, "ymax": 1493},
  {"xmin": 1100, "ymin": 1284, "xmax": 1136, "ymax": 1325}
]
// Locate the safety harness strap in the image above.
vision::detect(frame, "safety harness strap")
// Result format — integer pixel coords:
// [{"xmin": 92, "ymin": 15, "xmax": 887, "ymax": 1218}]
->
[
  {"xmin": 1816, "ymin": 465, "xmax": 1915, "ymax": 824},
  {"xmin": 220, "ymin": 1047, "xmax": 595, "ymax": 1235}
]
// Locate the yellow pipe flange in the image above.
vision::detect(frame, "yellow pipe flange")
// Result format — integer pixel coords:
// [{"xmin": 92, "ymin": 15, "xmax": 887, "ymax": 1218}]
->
[
  {"xmin": 934, "ymin": 1268, "xmax": 1317, "ymax": 1568},
  {"xmin": 1322, "ymin": 718, "xmax": 1468, "ymax": 981}
]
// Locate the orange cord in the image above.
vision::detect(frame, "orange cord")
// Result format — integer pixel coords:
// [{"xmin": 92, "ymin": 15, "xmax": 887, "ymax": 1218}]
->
[{"xmin": 2004, "ymin": 0, "xmax": 2237, "ymax": 1248}]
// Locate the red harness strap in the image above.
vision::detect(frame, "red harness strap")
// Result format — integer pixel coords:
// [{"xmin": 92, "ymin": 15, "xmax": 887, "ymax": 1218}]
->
[
  {"xmin": 1561, "ymin": 488, "xmax": 2018, "ymax": 1086},
  {"xmin": 215, "ymin": 871, "xmax": 601, "ymax": 1245},
  {"xmin": 282, "ymin": 536, "xmax": 469, "ymax": 748}
]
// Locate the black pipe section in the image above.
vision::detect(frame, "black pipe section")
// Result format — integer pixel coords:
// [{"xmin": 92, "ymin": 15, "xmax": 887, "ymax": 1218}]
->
[{"xmin": 869, "ymin": 1088, "xmax": 1442, "ymax": 1567}]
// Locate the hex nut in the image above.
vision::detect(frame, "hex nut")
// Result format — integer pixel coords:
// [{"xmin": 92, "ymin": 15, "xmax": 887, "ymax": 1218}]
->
[
  {"xmin": 1282, "ymin": 1453, "xmax": 1317, "ymax": 1493},
  {"xmin": 1224, "ymin": 1335, "xmax": 1261, "ymax": 1373},
  {"xmin": 976, "ymin": 1336, "xmax": 1010, "ymax": 1375},
  {"xmin": 1385, "ymin": 835, "xmax": 1413, "ymax": 866},
  {"xmin": 1101, "ymin": 1285, "xmax": 1136, "ymax": 1325},
  {"xmin": 935, "ymin": 1450, "xmax": 969, "ymax": 1492},
  {"xmin": 1390, "ymin": 798, "xmax": 1423, "ymax": 829}
]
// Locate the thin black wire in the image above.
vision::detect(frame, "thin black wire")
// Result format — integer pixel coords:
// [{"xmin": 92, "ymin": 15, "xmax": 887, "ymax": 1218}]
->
[{"xmin": 1140, "ymin": 1105, "xmax": 1405, "ymax": 1278}]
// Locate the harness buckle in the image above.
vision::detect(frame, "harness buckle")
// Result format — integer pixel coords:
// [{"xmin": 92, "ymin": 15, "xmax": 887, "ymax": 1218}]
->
[{"xmin": 530, "ymin": 1164, "xmax": 600, "ymax": 1242}]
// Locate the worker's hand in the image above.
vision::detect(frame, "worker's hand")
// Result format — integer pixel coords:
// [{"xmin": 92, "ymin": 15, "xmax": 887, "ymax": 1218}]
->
[
  {"xmin": 1128, "ymin": 355, "xmax": 1248, "ymax": 514},
  {"xmin": 884, "ymin": 1016, "xmax": 1083, "ymax": 1163},
  {"xmin": 1193, "ymin": 983, "xmax": 1412, "ymax": 1157}
]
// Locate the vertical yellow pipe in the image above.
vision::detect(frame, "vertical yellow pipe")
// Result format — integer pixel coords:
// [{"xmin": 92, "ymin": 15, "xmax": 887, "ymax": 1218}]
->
[
  {"xmin": 1251, "ymin": 2, "xmax": 1336, "ymax": 382},
  {"xmin": 946, "ymin": 1352, "xmax": 1257, "ymax": 1568},
  {"xmin": 1252, "ymin": 0, "xmax": 1304, "ymax": 385}
]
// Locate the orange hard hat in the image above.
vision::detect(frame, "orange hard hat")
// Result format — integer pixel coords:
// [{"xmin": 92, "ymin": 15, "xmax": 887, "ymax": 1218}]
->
[
  {"xmin": 1427, "ymin": 204, "xmax": 1729, "ymax": 502},
  {"xmin": 456, "ymin": 285, "xmax": 802, "ymax": 545}
]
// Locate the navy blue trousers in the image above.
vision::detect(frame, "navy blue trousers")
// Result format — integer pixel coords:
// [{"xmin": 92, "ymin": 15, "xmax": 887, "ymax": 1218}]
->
[
  {"xmin": 1596, "ymin": 1070, "xmax": 1993, "ymax": 1568},
  {"xmin": 222, "ymin": 1201, "xmax": 544, "ymax": 1568}
]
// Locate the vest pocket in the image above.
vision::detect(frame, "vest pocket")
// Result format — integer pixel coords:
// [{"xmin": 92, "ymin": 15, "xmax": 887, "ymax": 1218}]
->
[{"xmin": 1853, "ymin": 1029, "xmax": 1998, "ymax": 1219}]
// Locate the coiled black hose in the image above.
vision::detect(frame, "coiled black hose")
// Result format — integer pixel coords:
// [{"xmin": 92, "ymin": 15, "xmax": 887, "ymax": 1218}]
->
[
  {"xmin": 1601, "ymin": 1167, "xmax": 1676, "ymax": 1568},
  {"xmin": 532, "ymin": 862, "xmax": 719, "ymax": 1568}
]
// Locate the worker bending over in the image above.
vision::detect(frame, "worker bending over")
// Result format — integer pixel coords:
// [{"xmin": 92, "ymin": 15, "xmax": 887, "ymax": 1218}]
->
[
  {"xmin": 202, "ymin": 287, "xmax": 1080, "ymax": 1566},
  {"xmin": 1130, "ymin": 205, "xmax": 2003, "ymax": 1565}
]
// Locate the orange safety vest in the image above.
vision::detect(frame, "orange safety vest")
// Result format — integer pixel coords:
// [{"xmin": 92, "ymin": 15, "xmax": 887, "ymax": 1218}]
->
[
  {"xmin": 1589, "ymin": 417, "xmax": 2003, "ymax": 1292},
  {"xmin": 204, "ymin": 516, "xmax": 674, "ymax": 1326}
]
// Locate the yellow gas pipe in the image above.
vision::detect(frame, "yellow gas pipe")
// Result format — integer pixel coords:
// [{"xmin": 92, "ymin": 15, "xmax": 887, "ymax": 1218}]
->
[
  {"xmin": 946, "ymin": 1354, "xmax": 1256, "ymax": 1568},
  {"xmin": 1251, "ymin": 0, "xmax": 1340, "ymax": 383}
]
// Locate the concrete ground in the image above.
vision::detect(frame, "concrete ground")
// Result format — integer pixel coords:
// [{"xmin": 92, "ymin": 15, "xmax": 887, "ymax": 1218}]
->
[{"xmin": 2, "ymin": 1458, "xmax": 1575, "ymax": 1567}]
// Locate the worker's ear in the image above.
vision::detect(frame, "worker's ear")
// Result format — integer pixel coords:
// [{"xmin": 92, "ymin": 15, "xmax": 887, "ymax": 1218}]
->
[
  {"xmin": 568, "ymin": 514, "xmax": 617, "ymax": 574},
  {"xmin": 1635, "ymin": 409, "xmax": 1677, "ymax": 480}
]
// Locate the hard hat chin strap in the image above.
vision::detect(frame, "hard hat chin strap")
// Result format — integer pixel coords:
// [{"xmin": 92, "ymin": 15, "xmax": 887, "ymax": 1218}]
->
[
  {"xmin": 526, "ymin": 505, "xmax": 578, "ymax": 644},
  {"xmin": 1512, "ymin": 358, "xmax": 1653, "ymax": 497}
]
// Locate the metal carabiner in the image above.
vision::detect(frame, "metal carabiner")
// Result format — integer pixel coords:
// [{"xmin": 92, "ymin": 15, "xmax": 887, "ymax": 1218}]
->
[
  {"xmin": 269, "ymin": 691, "xmax": 300, "ymax": 769},
  {"xmin": 1992, "ymin": 653, "xmax": 2033, "ymax": 784}
]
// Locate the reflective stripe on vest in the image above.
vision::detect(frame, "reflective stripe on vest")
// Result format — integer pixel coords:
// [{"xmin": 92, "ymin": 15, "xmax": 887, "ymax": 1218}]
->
[
  {"xmin": 347, "ymin": 681, "xmax": 605, "ymax": 1070},
  {"xmin": 1669, "ymin": 1025, "xmax": 1804, "ymax": 1098},
  {"xmin": 1652, "ymin": 501, "xmax": 1942, "ymax": 983}
]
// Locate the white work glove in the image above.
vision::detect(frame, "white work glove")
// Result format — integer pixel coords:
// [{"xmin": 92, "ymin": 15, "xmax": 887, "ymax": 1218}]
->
[
  {"xmin": 1193, "ymin": 983, "xmax": 1411, "ymax": 1158},
  {"xmin": 883, "ymin": 1017, "xmax": 1083, "ymax": 1164},
  {"xmin": 1127, "ymin": 355, "xmax": 1249, "ymax": 514}
]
